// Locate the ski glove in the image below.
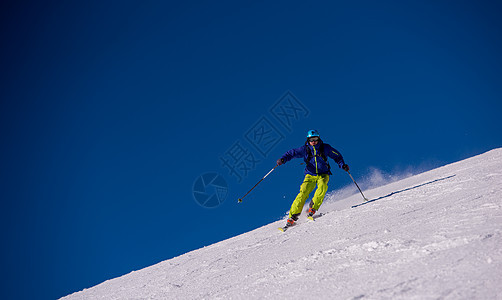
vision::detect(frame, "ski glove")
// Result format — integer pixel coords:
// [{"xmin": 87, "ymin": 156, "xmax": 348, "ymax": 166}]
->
[
  {"xmin": 276, "ymin": 158, "xmax": 284, "ymax": 166},
  {"xmin": 342, "ymin": 164, "xmax": 349, "ymax": 172}
]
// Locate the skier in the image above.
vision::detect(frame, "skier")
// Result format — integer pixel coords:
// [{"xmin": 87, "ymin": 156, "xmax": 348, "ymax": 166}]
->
[{"xmin": 276, "ymin": 130, "xmax": 349, "ymax": 228}]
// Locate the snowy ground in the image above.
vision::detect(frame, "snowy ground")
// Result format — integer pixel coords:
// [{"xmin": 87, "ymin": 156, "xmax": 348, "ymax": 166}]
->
[{"xmin": 62, "ymin": 149, "xmax": 502, "ymax": 299}]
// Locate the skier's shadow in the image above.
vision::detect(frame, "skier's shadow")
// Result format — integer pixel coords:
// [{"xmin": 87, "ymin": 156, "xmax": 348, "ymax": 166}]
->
[{"xmin": 352, "ymin": 174, "xmax": 456, "ymax": 208}]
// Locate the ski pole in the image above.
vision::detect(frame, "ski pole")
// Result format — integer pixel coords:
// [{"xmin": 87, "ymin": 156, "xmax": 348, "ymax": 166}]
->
[
  {"xmin": 347, "ymin": 171, "xmax": 369, "ymax": 201},
  {"xmin": 238, "ymin": 165, "xmax": 278, "ymax": 203}
]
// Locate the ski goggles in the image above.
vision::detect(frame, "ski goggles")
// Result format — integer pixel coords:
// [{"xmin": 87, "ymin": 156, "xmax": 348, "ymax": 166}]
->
[{"xmin": 308, "ymin": 137, "xmax": 320, "ymax": 142}]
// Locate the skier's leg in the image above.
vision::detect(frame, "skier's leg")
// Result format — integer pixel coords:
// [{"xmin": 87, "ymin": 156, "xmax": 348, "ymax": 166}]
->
[
  {"xmin": 310, "ymin": 174, "xmax": 330, "ymax": 210},
  {"xmin": 289, "ymin": 175, "xmax": 316, "ymax": 219}
]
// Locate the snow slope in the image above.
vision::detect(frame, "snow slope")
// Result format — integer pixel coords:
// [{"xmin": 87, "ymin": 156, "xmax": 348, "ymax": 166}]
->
[{"xmin": 62, "ymin": 149, "xmax": 502, "ymax": 299}]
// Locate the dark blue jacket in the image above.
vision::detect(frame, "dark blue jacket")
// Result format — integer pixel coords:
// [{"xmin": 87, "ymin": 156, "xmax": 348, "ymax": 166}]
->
[{"xmin": 280, "ymin": 141, "xmax": 345, "ymax": 175}]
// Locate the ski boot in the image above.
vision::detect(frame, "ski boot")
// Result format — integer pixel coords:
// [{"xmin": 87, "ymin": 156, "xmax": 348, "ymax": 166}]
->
[
  {"xmin": 279, "ymin": 216, "xmax": 298, "ymax": 232},
  {"xmin": 286, "ymin": 214, "xmax": 299, "ymax": 226},
  {"xmin": 286, "ymin": 218, "xmax": 296, "ymax": 227},
  {"xmin": 306, "ymin": 207, "xmax": 317, "ymax": 221},
  {"xmin": 307, "ymin": 207, "xmax": 316, "ymax": 217}
]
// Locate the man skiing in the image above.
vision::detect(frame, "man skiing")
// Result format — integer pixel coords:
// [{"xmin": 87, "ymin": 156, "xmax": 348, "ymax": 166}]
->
[{"xmin": 276, "ymin": 130, "xmax": 349, "ymax": 228}]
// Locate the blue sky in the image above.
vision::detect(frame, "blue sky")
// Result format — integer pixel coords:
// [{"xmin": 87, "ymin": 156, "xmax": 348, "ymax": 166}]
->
[{"xmin": 1, "ymin": 1, "xmax": 501, "ymax": 299}]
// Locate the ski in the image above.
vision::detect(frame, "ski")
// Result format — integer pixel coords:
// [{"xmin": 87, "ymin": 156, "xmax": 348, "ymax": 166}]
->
[
  {"xmin": 309, "ymin": 212, "xmax": 325, "ymax": 220},
  {"xmin": 278, "ymin": 225, "xmax": 291, "ymax": 232},
  {"xmin": 278, "ymin": 213, "xmax": 325, "ymax": 232}
]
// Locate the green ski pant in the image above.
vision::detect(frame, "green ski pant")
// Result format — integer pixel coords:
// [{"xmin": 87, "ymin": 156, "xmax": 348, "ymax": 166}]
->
[{"xmin": 289, "ymin": 174, "xmax": 330, "ymax": 218}]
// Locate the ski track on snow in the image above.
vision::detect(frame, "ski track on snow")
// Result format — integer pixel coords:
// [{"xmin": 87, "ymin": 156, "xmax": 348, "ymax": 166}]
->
[{"xmin": 62, "ymin": 149, "xmax": 502, "ymax": 300}]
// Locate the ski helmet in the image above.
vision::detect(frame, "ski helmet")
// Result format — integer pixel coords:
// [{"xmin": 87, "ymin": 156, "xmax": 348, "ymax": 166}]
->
[{"xmin": 306, "ymin": 130, "xmax": 320, "ymax": 138}]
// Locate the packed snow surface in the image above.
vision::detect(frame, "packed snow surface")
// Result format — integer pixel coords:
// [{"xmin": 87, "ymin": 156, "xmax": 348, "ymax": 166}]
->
[{"xmin": 63, "ymin": 149, "xmax": 502, "ymax": 299}]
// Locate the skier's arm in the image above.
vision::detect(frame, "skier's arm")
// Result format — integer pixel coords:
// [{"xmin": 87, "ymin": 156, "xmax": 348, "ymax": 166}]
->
[
  {"xmin": 325, "ymin": 144, "xmax": 346, "ymax": 168},
  {"xmin": 278, "ymin": 145, "xmax": 305, "ymax": 165}
]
